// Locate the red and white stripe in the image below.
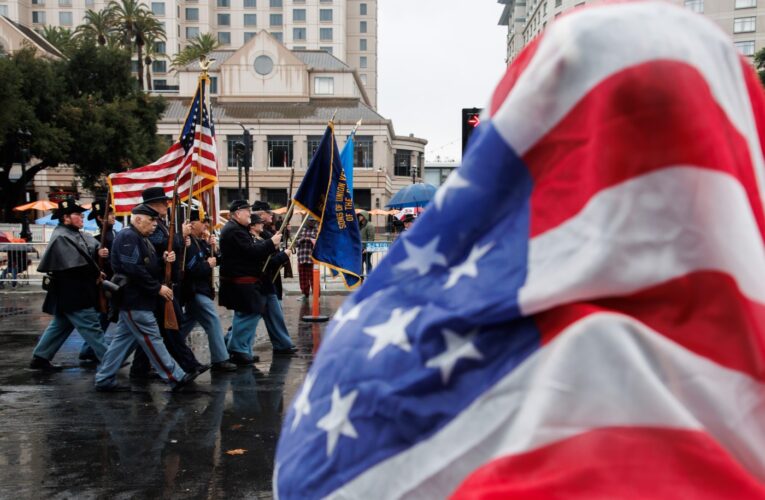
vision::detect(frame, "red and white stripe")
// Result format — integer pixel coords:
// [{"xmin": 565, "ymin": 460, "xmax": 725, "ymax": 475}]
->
[
  {"xmin": 109, "ymin": 125, "xmax": 218, "ymax": 215},
  {"xmin": 328, "ymin": 2, "xmax": 765, "ymax": 496}
]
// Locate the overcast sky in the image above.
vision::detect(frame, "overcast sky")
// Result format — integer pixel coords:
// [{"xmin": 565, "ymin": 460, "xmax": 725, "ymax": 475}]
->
[{"xmin": 377, "ymin": 1, "xmax": 508, "ymax": 163}]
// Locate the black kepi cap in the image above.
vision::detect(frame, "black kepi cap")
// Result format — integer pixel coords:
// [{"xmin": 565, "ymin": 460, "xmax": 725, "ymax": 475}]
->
[
  {"xmin": 131, "ymin": 204, "xmax": 160, "ymax": 217},
  {"xmin": 52, "ymin": 197, "xmax": 86, "ymax": 220},
  {"xmin": 229, "ymin": 199, "xmax": 251, "ymax": 212},
  {"xmin": 252, "ymin": 200, "xmax": 272, "ymax": 212},
  {"xmin": 87, "ymin": 199, "xmax": 107, "ymax": 220},
  {"xmin": 249, "ymin": 213, "xmax": 264, "ymax": 226},
  {"xmin": 141, "ymin": 187, "xmax": 171, "ymax": 204}
]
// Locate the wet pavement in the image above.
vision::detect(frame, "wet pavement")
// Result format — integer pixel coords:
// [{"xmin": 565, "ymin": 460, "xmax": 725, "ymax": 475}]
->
[{"xmin": 0, "ymin": 291, "xmax": 345, "ymax": 499}]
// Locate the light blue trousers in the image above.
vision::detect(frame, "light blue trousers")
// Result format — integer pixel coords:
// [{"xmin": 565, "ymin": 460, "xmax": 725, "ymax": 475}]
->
[
  {"xmin": 180, "ymin": 293, "xmax": 229, "ymax": 364},
  {"xmin": 33, "ymin": 308, "xmax": 107, "ymax": 361},
  {"xmin": 95, "ymin": 310, "xmax": 186, "ymax": 389},
  {"xmin": 263, "ymin": 294, "xmax": 295, "ymax": 351},
  {"xmin": 226, "ymin": 310, "xmax": 262, "ymax": 358}
]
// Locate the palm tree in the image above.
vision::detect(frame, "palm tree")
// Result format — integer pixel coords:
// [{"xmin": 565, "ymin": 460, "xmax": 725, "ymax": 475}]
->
[
  {"xmin": 41, "ymin": 26, "xmax": 77, "ymax": 56},
  {"xmin": 133, "ymin": 12, "xmax": 165, "ymax": 90},
  {"xmin": 75, "ymin": 8, "xmax": 116, "ymax": 46},
  {"xmin": 172, "ymin": 33, "xmax": 219, "ymax": 69},
  {"xmin": 143, "ymin": 36, "xmax": 167, "ymax": 91},
  {"xmin": 109, "ymin": 0, "xmax": 154, "ymax": 88}
]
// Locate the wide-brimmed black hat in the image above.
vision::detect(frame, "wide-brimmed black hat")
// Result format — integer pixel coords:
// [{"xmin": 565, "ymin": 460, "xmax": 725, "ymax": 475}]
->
[
  {"xmin": 249, "ymin": 213, "xmax": 264, "ymax": 226},
  {"xmin": 52, "ymin": 197, "xmax": 86, "ymax": 220},
  {"xmin": 141, "ymin": 187, "xmax": 171, "ymax": 204},
  {"xmin": 252, "ymin": 201, "xmax": 272, "ymax": 212},
  {"xmin": 87, "ymin": 199, "xmax": 107, "ymax": 220},
  {"xmin": 131, "ymin": 204, "xmax": 159, "ymax": 217},
  {"xmin": 402, "ymin": 214, "xmax": 416, "ymax": 224},
  {"xmin": 229, "ymin": 199, "xmax": 251, "ymax": 212}
]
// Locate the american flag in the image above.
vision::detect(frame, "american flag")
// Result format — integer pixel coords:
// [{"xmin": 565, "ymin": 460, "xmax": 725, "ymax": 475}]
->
[
  {"xmin": 274, "ymin": 2, "xmax": 765, "ymax": 497},
  {"xmin": 109, "ymin": 78, "xmax": 218, "ymax": 215}
]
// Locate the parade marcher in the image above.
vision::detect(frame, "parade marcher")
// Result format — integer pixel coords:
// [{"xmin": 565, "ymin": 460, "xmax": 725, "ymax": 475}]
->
[
  {"xmin": 129, "ymin": 187, "xmax": 207, "ymax": 379},
  {"xmin": 79, "ymin": 198, "xmax": 118, "ymax": 363},
  {"xmin": 358, "ymin": 210, "xmax": 375, "ymax": 276},
  {"xmin": 250, "ymin": 214, "xmax": 298, "ymax": 357},
  {"xmin": 253, "ymin": 201, "xmax": 285, "ymax": 300},
  {"xmin": 95, "ymin": 204, "xmax": 200, "ymax": 392},
  {"xmin": 29, "ymin": 198, "xmax": 108, "ymax": 371},
  {"xmin": 294, "ymin": 217, "xmax": 318, "ymax": 300},
  {"xmin": 218, "ymin": 200, "xmax": 283, "ymax": 365},
  {"xmin": 179, "ymin": 209, "xmax": 237, "ymax": 372}
]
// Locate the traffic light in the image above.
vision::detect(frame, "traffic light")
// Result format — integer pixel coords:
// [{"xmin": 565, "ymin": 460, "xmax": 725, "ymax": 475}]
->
[{"xmin": 461, "ymin": 107, "xmax": 482, "ymax": 156}]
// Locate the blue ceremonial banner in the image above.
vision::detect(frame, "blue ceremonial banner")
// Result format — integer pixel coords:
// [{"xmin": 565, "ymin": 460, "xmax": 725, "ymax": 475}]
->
[
  {"xmin": 293, "ymin": 123, "xmax": 362, "ymax": 288},
  {"xmin": 340, "ymin": 132, "xmax": 355, "ymax": 199}
]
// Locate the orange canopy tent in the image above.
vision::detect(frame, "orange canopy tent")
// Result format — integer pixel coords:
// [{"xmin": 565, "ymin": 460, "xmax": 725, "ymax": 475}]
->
[{"xmin": 13, "ymin": 200, "xmax": 58, "ymax": 212}]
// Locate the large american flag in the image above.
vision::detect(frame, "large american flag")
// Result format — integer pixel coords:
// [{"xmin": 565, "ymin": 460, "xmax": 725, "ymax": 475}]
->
[
  {"xmin": 109, "ymin": 78, "xmax": 218, "ymax": 215},
  {"xmin": 275, "ymin": 2, "xmax": 765, "ymax": 497}
]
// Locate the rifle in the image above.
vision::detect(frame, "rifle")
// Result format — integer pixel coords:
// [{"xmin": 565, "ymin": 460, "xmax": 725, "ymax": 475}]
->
[
  {"xmin": 163, "ymin": 171, "xmax": 182, "ymax": 330},
  {"xmin": 281, "ymin": 163, "xmax": 296, "ymax": 279},
  {"xmin": 97, "ymin": 192, "xmax": 112, "ymax": 314}
]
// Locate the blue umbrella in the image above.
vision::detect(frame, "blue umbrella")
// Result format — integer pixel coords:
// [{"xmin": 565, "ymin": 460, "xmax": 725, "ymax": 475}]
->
[
  {"xmin": 36, "ymin": 210, "xmax": 123, "ymax": 232},
  {"xmin": 385, "ymin": 183, "xmax": 438, "ymax": 209}
]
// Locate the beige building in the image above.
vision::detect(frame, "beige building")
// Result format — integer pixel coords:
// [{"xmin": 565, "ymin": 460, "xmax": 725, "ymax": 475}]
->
[
  {"xmin": 0, "ymin": 0, "xmax": 378, "ymax": 108},
  {"xmin": 498, "ymin": 0, "xmax": 765, "ymax": 63},
  {"xmin": 164, "ymin": 31, "xmax": 424, "ymax": 211}
]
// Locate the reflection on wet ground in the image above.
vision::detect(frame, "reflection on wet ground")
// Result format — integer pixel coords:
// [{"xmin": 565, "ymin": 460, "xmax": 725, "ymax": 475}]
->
[{"xmin": 0, "ymin": 293, "xmax": 344, "ymax": 499}]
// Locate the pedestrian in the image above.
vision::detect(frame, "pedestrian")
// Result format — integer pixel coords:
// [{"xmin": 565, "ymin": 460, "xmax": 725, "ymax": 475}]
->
[
  {"xmin": 95, "ymin": 204, "xmax": 200, "ymax": 392},
  {"xmin": 0, "ymin": 244, "xmax": 29, "ymax": 289},
  {"xmin": 357, "ymin": 210, "xmax": 375, "ymax": 276},
  {"xmin": 218, "ymin": 200, "xmax": 283, "ymax": 365},
  {"xmin": 29, "ymin": 197, "xmax": 108, "ymax": 371},
  {"xmin": 179, "ymin": 209, "xmax": 237, "ymax": 372},
  {"xmin": 128, "ymin": 187, "xmax": 207, "ymax": 380},
  {"xmin": 251, "ymin": 214, "xmax": 298, "ymax": 357},
  {"xmin": 294, "ymin": 217, "xmax": 318, "ymax": 299},
  {"xmin": 79, "ymin": 198, "xmax": 118, "ymax": 363}
]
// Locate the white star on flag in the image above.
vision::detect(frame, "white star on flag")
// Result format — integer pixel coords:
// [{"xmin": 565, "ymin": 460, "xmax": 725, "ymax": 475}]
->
[
  {"xmin": 291, "ymin": 372, "xmax": 316, "ymax": 431},
  {"xmin": 434, "ymin": 171, "xmax": 470, "ymax": 210},
  {"xmin": 327, "ymin": 291, "xmax": 385, "ymax": 339},
  {"xmin": 444, "ymin": 242, "xmax": 495, "ymax": 289},
  {"xmin": 316, "ymin": 385, "xmax": 359, "ymax": 456},
  {"xmin": 363, "ymin": 306, "xmax": 421, "ymax": 359},
  {"xmin": 425, "ymin": 329, "xmax": 483, "ymax": 384},
  {"xmin": 394, "ymin": 237, "xmax": 448, "ymax": 276}
]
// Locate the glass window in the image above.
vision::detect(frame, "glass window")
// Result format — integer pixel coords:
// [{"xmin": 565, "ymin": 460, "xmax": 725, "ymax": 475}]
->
[
  {"xmin": 152, "ymin": 60, "xmax": 167, "ymax": 73},
  {"xmin": 218, "ymin": 31, "xmax": 231, "ymax": 44},
  {"xmin": 307, "ymin": 135, "xmax": 323, "ymax": 160},
  {"xmin": 58, "ymin": 0, "xmax": 71, "ymax": 6},
  {"xmin": 262, "ymin": 189, "xmax": 288, "ymax": 207},
  {"xmin": 354, "ymin": 136, "xmax": 373, "ymax": 169},
  {"xmin": 153, "ymin": 79, "xmax": 167, "ymax": 89},
  {"xmin": 360, "ymin": 38, "xmax": 367, "ymax": 51},
  {"xmin": 227, "ymin": 135, "xmax": 244, "ymax": 167},
  {"xmin": 320, "ymin": 27, "xmax": 333, "ymax": 40},
  {"xmin": 210, "ymin": 76, "xmax": 218, "ymax": 94},
  {"xmin": 314, "ymin": 76, "xmax": 334, "ymax": 94},
  {"xmin": 154, "ymin": 41, "xmax": 166, "ymax": 53},
  {"xmin": 293, "ymin": 8, "xmax": 306, "ymax": 21},
  {"xmin": 360, "ymin": 74, "xmax": 367, "ymax": 85},
  {"xmin": 185, "ymin": 26, "xmax": 200, "ymax": 39},
  {"xmin": 320, "ymin": 46, "xmax": 333, "ymax": 55},
  {"xmin": 59, "ymin": 11, "xmax": 73, "ymax": 25},
  {"xmin": 268, "ymin": 136, "xmax": 292, "ymax": 167},
  {"xmin": 395, "ymin": 150, "xmax": 412, "ymax": 177},
  {"xmin": 735, "ymin": 40, "xmax": 756, "ymax": 55},
  {"xmin": 85, "ymin": 0, "xmax": 94, "ymax": 5},
  {"xmin": 31, "ymin": 0, "xmax": 43, "ymax": 4},
  {"xmin": 734, "ymin": 16, "xmax": 756, "ymax": 32},
  {"xmin": 244, "ymin": 0, "xmax": 256, "ymax": 6},
  {"xmin": 360, "ymin": 21, "xmax": 367, "ymax": 33},
  {"xmin": 0, "ymin": 4, "xmax": 8, "ymax": 15},
  {"xmin": 270, "ymin": 0, "xmax": 282, "ymax": 6},
  {"xmin": 360, "ymin": 3, "xmax": 367, "ymax": 15},
  {"xmin": 293, "ymin": 27, "xmax": 306, "ymax": 40},
  {"xmin": 735, "ymin": 0, "xmax": 756, "ymax": 7},
  {"xmin": 270, "ymin": 13, "xmax": 282, "ymax": 26},
  {"xmin": 684, "ymin": 0, "xmax": 703, "ymax": 13},
  {"xmin": 320, "ymin": 8, "xmax": 333, "ymax": 21},
  {"xmin": 244, "ymin": 32, "xmax": 256, "ymax": 42},
  {"xmin": 217, "ymin": 0, "xmax": 229, "ymax": 5},
  {"xmin": 244, "ymin": 13, "xmax": 257, "ymax": 26},
  {"xmin": 218, "ymin": 13, "xmax": 230, "ymax": 25},
  {"xmin": 131, "ymin": 60, "xmax": 139, "ymax": 73},
  {"xmin": 151, "ymin": 2, "xmax": 165, "ymax": 15},
  {"xmin": 360, "ymin": 56, "xmax": 367, "ymax": 68},
  {"xmin": 293, "ymin": 45, "xmax": 306, "ymax": 50},
  {"xmin": 185, "ymin": 8, "xmax": 198, "ymax": 20},
  {"xmin": 32, "ymin": 11, "xmax": 45, "ymax": 23},
  {"xmin": 271, "ymin": 31, "xmax": 283, "ymax": 42}
]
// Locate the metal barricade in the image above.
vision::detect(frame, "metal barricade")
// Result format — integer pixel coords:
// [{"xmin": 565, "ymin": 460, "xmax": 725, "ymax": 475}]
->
[
  {"xmin": 0, "ymin": 242, "xmax": 44, "ymax": 288},
  {"xmin": 363, "ymin": 240, "xmax": 392, "ymax": 277}
]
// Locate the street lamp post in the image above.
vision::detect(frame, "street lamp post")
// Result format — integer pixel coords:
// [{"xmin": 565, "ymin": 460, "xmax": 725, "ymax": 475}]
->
[
  {"xmin": 16, "ymin": 128, "xmax": 32, "ymax": 241},
  {"xmin": 238, "ymin": 123, "xmax": 252, "ymax": 199},
  {"xmin": 233, "ymin": 141, "xmax": 246, "ymax": 199}
]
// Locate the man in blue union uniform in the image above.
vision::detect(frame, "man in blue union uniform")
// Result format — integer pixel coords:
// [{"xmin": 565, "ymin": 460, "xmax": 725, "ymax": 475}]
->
[{"xmin": 95, "ymin": 203, "xmax": 201, "ymax": 392}]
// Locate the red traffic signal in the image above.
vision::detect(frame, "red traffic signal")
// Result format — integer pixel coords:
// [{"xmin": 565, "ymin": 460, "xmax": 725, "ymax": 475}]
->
[{"xmin": 462, "ymin": 108, "xmax": 483, "ymax": 155}]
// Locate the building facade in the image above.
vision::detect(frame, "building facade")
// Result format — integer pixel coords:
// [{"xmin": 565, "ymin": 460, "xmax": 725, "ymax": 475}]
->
[
  {"xmin": 497, "ymin": 0, "xmax": 765, "ymax": 63},
  {"xmin": 0, "ymin": 0, "xmax": 378, "ymax": 108}
]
